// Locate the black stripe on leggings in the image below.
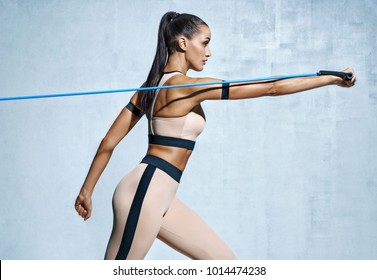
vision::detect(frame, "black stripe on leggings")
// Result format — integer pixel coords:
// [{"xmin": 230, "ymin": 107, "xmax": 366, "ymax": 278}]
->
[
  {"xmin": 141, "ymin": 155, "xmax": 182, "ymax": 183},
  {"xmin": 115, "ymin": 164, "xmax": 156, "ymax": 260}
]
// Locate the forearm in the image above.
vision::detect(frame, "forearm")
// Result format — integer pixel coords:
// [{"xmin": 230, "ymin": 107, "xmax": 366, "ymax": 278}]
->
[
  {"xmin": 78, "ymin": 103, "xmax": 142, "ymax": 197},
  {"xmin": 269, "ymin": 75, "xmax": 341, "ymax": 96},
  {"xmin": 79, "ymin": 140, "xmax": 113, "ymax": 196}
]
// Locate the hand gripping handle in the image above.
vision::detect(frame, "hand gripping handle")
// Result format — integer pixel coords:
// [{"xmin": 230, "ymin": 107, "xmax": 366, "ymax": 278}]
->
[{"xmin": 317, "ymin": 70, "xmax": 353, "ymax": 81}]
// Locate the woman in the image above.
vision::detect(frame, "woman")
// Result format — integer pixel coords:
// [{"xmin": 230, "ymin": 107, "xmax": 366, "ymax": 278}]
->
[{"xmin": 74, "ymin": 11, "xmax": 356, "ymax": 260}]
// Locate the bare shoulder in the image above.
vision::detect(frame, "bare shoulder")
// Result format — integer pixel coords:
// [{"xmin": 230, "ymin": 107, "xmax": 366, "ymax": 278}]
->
[
  {"xmin": 166, "ymin": 75, "xmax": 221, "ymax": 95},
  {"xmin": 167, "ymin": 75, "xmax": 219, "ymax": 85},
  {"xmin": 165, "ymin": 74, "xmax": 191, "ymax": 86}
]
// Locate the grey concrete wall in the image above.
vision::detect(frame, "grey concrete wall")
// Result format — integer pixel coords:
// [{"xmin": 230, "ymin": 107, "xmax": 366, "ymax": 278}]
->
[{"xmin": 0, "ymin": 0, "xmax": 376, "ymax": 259}]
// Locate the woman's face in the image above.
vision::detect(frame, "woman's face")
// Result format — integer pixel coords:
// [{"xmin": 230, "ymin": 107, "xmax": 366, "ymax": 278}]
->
[{"xmin": 185, "ymin": 25, "xmax": 212, "ymax": 71}]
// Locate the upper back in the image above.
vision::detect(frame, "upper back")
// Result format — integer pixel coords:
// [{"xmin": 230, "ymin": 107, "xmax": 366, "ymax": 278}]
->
[{"xmin": 149, "ymin": 72, "xmax": 206, "ymax": 141}]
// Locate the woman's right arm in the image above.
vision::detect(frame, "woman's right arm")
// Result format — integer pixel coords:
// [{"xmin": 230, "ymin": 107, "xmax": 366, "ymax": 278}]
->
[
  {"xmin": 75, "ymin": 92, "xmax": 143, "ymax": 221},
  {"xmin": 174, "ymin": 68, "xmax": 356, "ymax": 104}
]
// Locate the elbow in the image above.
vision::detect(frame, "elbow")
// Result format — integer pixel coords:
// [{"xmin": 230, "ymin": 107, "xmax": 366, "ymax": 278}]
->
[
  {"xmin": 267, "ymin": 83, "xmax": 279, "ymax": 96},
  {"xmin": 99, "ymin": 137, "xmax": 116, "ymax": 154}
]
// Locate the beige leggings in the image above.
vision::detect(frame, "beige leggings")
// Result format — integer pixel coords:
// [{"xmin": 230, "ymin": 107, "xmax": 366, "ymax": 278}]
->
[{"xmin": 104, "ymin": 155, "xmax": 236, "ymax": 260}]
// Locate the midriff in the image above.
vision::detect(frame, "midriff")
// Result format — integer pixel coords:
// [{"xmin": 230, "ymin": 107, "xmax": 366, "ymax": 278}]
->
[{"xmin": 147, "ymin": 144, "xmax": 192, "ymax": 171}]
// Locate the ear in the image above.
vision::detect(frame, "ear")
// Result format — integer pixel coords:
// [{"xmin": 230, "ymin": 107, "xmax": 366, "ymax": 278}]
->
[{"xmin": 177, "ymin": 36, "xmax": 188, "ymax": 51}]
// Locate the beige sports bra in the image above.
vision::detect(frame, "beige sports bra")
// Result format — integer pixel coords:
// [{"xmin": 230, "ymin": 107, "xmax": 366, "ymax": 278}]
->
[{"xmin": 148, "ymin": 72, "xmax": 205, "ymax": 149}]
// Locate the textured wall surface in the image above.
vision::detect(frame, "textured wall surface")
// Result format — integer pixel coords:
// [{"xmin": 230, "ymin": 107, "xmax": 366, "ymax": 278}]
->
[{"xmin": 0, "ymin": 0, "xmax": 376, "ymax": 260}]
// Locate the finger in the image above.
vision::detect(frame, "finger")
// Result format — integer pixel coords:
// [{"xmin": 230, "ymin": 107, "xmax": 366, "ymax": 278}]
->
[
  {"xmin": 351, "ymin": 75, "xmax": 356, "ymax": 85},
  {"xmin": 84, "ymin": 206, "xmax": 92, "ymax": 218},
  {"xmin": 76, "ymin": 205, "xmax": 86, "ymax": 216},
  {"xmin": 75, "ymin": 203, "xmax": 84, "ymax": 213},
  {"xmin": 80, "ymin": 209, "xmax": 88, "ymax": 218},
  {"xmin": 348, "ymin": 76, "xmax": 356, "ymax": 86},
  {"xmin": 350, "ymin": 69, "xmax": 356, "ymax": 84},
  {"xmin": 88, "ymin": 208, "xmax": 92, "ymax": 217},
  {"xmin": 84, "ymin": 210, "xmax": 91, "ymax": 221}
]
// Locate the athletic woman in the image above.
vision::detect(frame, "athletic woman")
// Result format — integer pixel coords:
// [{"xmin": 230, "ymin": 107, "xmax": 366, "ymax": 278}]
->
[{"xmin": 74, "ymin": 11, "xmax": 356, "ymax": 260}]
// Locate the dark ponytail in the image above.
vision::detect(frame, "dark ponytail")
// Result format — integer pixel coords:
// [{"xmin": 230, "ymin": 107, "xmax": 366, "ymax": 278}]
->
[{"xmin": 140, "ymin": 11, "xmax": 207, "ymax": 116}]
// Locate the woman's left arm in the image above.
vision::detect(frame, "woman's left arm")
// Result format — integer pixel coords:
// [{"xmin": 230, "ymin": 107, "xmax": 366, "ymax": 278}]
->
[{"xmin": 75, "ymin": 91, "xmax": 143, "ymax": 221}]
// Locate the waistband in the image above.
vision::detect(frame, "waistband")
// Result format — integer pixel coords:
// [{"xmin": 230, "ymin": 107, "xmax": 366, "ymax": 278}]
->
[{"xmin": 141, "ymin": 155, "xmax": 182, "ymax": 183}]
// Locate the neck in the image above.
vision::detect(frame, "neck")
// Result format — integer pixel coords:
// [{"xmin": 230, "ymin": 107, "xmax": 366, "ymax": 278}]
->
[{"xmin": 164, "ymin": 52, "xmax": 189, "ymax": 75}]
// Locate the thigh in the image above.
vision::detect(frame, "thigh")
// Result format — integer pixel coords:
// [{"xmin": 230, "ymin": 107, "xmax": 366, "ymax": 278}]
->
[
  {"xmin": 158, "ymin": 197, "xmax": 237, "ymax": 260},
  {"xmin": 105, "ymin": 165, "xmax": 178, "ymax": 260}
]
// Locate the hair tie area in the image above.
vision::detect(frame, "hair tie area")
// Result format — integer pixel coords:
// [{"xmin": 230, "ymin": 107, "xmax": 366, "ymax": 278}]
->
[{"xmin": 170, "ymin": 12, "xmax": 180, "ymax": 22}]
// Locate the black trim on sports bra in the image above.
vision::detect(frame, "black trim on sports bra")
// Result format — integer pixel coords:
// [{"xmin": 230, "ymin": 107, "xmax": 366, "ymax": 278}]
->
[
  {"xmin": 221, "ymin": 81, "xmax": 230, "ymax": 99},
  {"xmin": 126, "ymin": 101, "xmax": 143, "ymax": 118},
  {"xmin": 149, "ymin": 134, "xmax": 196, "ymax": 150}
]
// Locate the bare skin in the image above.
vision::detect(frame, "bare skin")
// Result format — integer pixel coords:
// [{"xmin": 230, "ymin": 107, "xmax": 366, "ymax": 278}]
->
[{"xmin": 75, "ymin": 24, "xmax": 356, "ymax": 221}]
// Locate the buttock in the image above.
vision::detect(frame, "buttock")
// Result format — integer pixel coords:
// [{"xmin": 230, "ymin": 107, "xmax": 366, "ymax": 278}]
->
[
  {"xmin": 107, "ymin": 154, "xmax": 182, "ymax": 260},
  {"xmin": 112, "ymin": 155, "xmax": 182, "ymax": 211}
]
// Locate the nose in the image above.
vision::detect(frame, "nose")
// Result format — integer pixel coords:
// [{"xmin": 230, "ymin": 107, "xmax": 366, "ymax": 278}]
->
[{"xmin": 206, "ymin": 46, "xmax": 212, "ymax": 57}]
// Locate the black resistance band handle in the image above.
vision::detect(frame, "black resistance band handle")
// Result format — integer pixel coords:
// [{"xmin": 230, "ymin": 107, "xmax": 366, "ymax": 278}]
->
[{"xmin": 317, "ymin": 70, "xmax": 353, "ymax": 81}]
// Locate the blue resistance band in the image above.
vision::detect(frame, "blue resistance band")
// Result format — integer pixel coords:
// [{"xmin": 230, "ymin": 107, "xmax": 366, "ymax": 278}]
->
[{"xmin": 0, "ymin": 70, "xmax": 352, "ymax": 102}]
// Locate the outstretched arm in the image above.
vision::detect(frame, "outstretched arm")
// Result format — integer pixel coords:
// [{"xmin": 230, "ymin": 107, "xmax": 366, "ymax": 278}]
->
[
  {"xmin": 75, "ymin": 92, "xmax": 144, "ymax": 221},
  {"xmin": 180, "ymin": 68, "xmax": 356, "ymax": 103}
]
